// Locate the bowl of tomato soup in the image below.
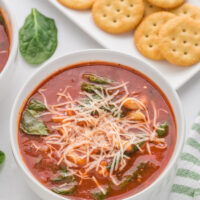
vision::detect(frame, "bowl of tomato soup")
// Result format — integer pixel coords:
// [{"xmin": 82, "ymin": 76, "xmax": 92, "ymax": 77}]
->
[
  {"xmin": 0, "ymin": 0, "xmax": 18, "ymax": 98},
  {"xmin": 10, "ymin": 50, "xmax": 185, "ymax": 200}
]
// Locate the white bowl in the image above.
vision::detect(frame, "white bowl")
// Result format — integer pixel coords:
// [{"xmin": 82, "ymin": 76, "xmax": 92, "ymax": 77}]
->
[
  {"xmin": 10, "ymin": 49, "xmax": 185, "ymax": 200},
  {"xmin": 0, "ymin": 0, "xmax": 18, "ymax": 98}
]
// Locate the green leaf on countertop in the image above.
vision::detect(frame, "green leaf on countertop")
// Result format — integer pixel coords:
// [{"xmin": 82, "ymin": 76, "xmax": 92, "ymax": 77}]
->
[
  {"xmin": 19, "ymin": 8, "xmax": 57, "ymax": 65},
  {"xmin": 0, "ymin": 151, "xmax": 5, "ymax": 165},
  {"xmin": 20, "ymin": 109, "xmax": 48, "ymax": 136}
]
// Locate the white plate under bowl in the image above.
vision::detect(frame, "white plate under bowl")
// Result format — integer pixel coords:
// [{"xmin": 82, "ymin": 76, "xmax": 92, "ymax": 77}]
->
[
  {"xmin": 0, "ymin": 0, "xmax": 18, "ymax": 99},
  {"xmin": 10, "ymin": 49, "xmax": 185, "ymax": 200},
  {"xmin": 48, "ymin": 0, "xmax": 200, "ymax": 89}
]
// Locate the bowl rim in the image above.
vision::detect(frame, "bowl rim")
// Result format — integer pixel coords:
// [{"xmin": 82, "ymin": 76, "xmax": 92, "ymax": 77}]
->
[
  {"xmin": 10, "ymin": 49, "xmax": 185, "ymax": 200},
  {"xmin": 0, "ymin": 0, "xmax": 18, "ymax": 79}
]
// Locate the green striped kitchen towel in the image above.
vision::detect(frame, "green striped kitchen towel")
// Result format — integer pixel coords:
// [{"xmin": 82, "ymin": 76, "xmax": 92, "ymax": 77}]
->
[{"xmin": 170, "ymin": 113, "xmax": 200, "ymax": 200}]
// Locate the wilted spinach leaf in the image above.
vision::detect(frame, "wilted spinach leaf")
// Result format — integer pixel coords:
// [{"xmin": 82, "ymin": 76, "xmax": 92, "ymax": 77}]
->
[
  {"xmin": 28, "ymin": 98, "xmax": 47, "ymax": 111},
  {"xmin": 50, "ymin": 169, "xmax": 74, "ymax": 183},
  {"xmin": 156, "ymin": 122, "xmax": 168, "ymax": 137},
  {"xmin": 82, "ymin": 74, "xmax": 114, "ymax": 84},
  {"xmin": 91, "ymin": 185, "xmax": 111, "ymax": 200},
  {"xmin": 0, "ymin": 13, "xmax": 6, "ymax": 31},
  {"xmin": 0, "ymin": 151, "xmax": 5, "ymax": 165},
  {"xmin": 21, "ymin": 109, "xmax": 48, "ymax": 136},
  {"xmin": 120, "ymin": 162, "xmax": 149, "ymax": 188},
  {"xmin": 19, "ymin": 8, "xmax": 57, "ymax": 65},
  {"xmin": 51, "ymin": 183, "xmax": 77, "ymax": 195},
  {"xmin": 92, "ymin": 191, "xmax": 106, "ymax": 200}
]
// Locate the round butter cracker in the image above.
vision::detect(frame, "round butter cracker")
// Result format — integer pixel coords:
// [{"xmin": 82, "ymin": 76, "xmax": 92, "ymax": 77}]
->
[
  {"xmin": 159, "ymin": 16, "xmax": 200, "ymax": 66},
  {"xmin": 92, "ymin": 0, "xmax": 144, "ymax": 34},
  {"xmin": 58, "ymin": 0, "xmax": 95, "ymax": 10},
  {"xmin": 171, "ymin": 3, "xmax": 200, "ymax": 22},
  {"xmin": 134, "ymin": 12, "xmax": 175, "ymax": 60},
  {"xmin": 147, "ymin": 0, "xmax": 185, "ymax": 9},
  {"xmin": 143, "ymin": 0, "xmax": 162, "ymax": 17}
]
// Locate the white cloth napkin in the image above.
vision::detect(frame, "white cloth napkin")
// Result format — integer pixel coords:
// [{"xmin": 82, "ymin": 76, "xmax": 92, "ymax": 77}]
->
[{"xmin": 170, "ymin": 113, "xmax": 200, "ymax": 200}]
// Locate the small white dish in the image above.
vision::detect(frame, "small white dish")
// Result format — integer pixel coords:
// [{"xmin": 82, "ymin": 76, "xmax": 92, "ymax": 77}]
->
[
  {"xmin": 10, "ymin": 49, "xmax": 185, "ymax": 200},
  {"xmin": 0, "ymin": 0, "xmax": 18, "ymax": 99}
]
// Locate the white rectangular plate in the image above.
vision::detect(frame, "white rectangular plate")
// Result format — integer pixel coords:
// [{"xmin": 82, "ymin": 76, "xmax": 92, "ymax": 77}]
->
[{"xmin": 48, "ymin": 0, "xmax": 200, "ymax": 89}]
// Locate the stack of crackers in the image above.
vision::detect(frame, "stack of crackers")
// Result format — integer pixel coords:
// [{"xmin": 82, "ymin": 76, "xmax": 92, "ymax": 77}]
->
[{"xmin": 58, "ymin": 0, "xmax": 200, "ymax": 66}]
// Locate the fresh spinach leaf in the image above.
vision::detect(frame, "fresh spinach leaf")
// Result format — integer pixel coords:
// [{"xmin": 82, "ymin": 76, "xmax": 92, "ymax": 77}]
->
[
  {"xmin": 19, "ymin": 8, "xmax": 57, "ymax": 65},
  {"xmin": 28, "ymin": 98, "xmax": 47, "ymax": 111},
  {"xmin": 0, "ymin": 151, "xmax": 5, "ymax": 165},
  {"xmin": 21, "ymin": 109, "xmax": 48, "ymax": 136}
]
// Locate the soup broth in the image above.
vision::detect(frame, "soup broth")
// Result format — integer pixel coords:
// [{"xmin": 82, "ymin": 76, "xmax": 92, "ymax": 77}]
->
[
  {"xmin": 0, "ymin": 10, "xmax": 9, "ymax": 72},
  {"xmin": 18, "ymin": 62, "xmax": 176, "ymax": 200}
]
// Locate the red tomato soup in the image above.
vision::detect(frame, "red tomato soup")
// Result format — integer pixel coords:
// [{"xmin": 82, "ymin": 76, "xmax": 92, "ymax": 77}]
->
[
  {"xmin": 0, "ymin": 10, "xmax": 9, "ymax": 72},
  {"xmin": 18, "ymin": 62, "xmax": 176, "ymax": 200}
]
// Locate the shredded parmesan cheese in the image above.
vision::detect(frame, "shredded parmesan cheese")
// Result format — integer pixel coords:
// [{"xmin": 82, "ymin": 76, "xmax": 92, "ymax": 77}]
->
[{"xmin": 31, "ymin": 81, "xmax": 167, "ymax": 183}]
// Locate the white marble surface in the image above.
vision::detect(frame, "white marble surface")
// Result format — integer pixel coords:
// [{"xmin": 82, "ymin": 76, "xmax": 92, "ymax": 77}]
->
[{"xmin": 0, "ymin": 0, "xmax": 199, "ymax": 199}]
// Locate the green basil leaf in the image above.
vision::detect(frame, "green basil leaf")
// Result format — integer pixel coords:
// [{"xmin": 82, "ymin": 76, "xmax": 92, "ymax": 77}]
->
[
  {"xmin": 19, "ymin": 8, "xmax": 57, "ymax": 65},
  {"xmin": 21, "ymin": 109, "xmax": 48, "ymax": 136},
  {"xmin": 0, "ymin": 151, "xmax": 5, "ymax": 165},
  {"xmin": 28, "ymin": 99, "xmax": 47, "ymax": 111}
]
